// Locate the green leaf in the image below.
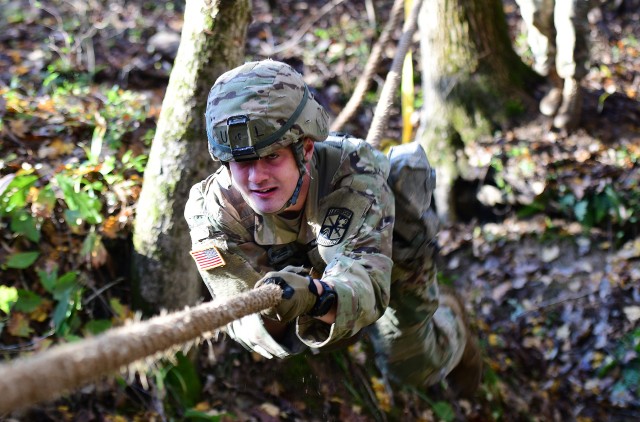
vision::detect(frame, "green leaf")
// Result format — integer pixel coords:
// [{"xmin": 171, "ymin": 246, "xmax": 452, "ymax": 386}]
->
[
  {"xmin": 42, "ymin": 71, "xmax": 60, "ymax": 87},
  {"xmin": 0, "ymin": 285, "xmax": 19, "ymax": 314},
  {"xmin": 100, "ymin": 155, "xmax": 116, "ymax": 176},
  {"xmin": 3, "ymin": 174, "xmax": 38, "ymax": 190},
  {"xmin": 517, "ymin": 201, "xmax": 546, "ymax": 218},
  {"xmin": 81, "ymin": 230, "xmax": 99, "ymax": 257},
  {"xmin": 10, "ymin": 210, "xmax": 40, "ymax": 242},
  {"xmin": 621, "ymin": 364, "xmax": 640, "ymax": 388},
  {"xmin": 83, "ymin": 319, "xmax": 112, "ymax": 335},
  {"xmin": 110, "ymin": 297, "xmax": 127, "ymax": 319},
  {"xmin": 597, "ymin": 91, "xmax": 611, "ymax": 113},
  {"xmin": 74, "ymin": 192, "xmax": 103, "ymax": 224},
  {"xmin": 52, "ymin": 271, "xmax": 79, "ymax": 300},
  {"xmin": 15, "ymin": 289, "xmax": 43, "ymax": 313},
  {"xmin": 559, "ymin": 193, "xmax": 576, "ymax": 209},
  {"xmin": 597, "ymin": 355, "xmax": 617, "ymax": 378},
  {"xmin": 184, "ymin": 409, "xmax": 229, "ymax": 421},
  {"xmin": 431, "ymin": 401, "xmax": 455, "ymax": 422},
  {"xmin": 165, "ymin": 352, "xmax": 202, "ymax": 408},
  {"xmin": 605, "ymin": 185, "xmax": 620, "ymax": 205},
  {"xmin": 55, "ymin": 174, "xmax": 80, "ymax": 210},
  {"xmin": 482, "ymin": 364, "xmax": 500, "ymax": 387},
  {"xmin": 66, "ymin": 291, "xmax": 84, "ymax": 336},
  {"xmin": 52, "ymin": 290, "xmax": 73, "ymax": 334},
  {"xmin": 5, "ymin": 251, "xmax": 40, "ymax": 269},
  {"xmin": 574, "ymin": 200, "xmax": 588, "ymax": 222},
  {"xmin": 594, "ymin": 194, "xmax": 608, "ymax": 223},
  {"xmin": 0, "ymin": 174, "xmax": 39, "ymax": 215},
  {"xmin": 37, "ymin": 265, "xmax": 58, "ymax": 294},
  {"xmin": 51, "ymin": 274, "xmax": 83, "ymax": 336},
  {"xmin": 90, "ymin": 115, "xmax": 106, "ymax": 163},
  {"xmin": 63, "ymin": 334, "xmax": 83, "ymax": 342},
  {"xmin": 121, "ymin": 150, "xmax": 133, "ymax": 164},
  {"xmin": 63, "ymin": 209, "xmax": 83, "ymax": 229},
  {"xmin": 56, "ymin": 174, "xmax": 103, "ymax": 225}
]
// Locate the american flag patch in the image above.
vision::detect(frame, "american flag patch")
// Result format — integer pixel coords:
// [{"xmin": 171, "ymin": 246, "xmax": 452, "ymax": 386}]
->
[{"xmin": 189, "ymin": 245, "xmax": 225, "ymax": 270}]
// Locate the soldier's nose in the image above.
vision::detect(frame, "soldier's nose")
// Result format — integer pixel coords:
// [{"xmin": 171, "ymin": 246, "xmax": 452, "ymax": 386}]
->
[{"xmin": 248, "ymin": 160, "xmax": 269, "ymax": 184}]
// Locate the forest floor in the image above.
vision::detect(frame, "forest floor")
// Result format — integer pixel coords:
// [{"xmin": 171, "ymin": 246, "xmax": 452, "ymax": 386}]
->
[{"xmin": 1, "ymin": 0, "xmax": 640, "ymax": 421}]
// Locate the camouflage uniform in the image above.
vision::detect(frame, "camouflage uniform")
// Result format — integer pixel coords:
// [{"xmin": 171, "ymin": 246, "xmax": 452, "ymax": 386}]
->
[
  {"xmin": 184, "ymin": 60, "xmax": 467, "ymax": 388},
  {"xmin": 185, "ymin": 136, "xmax": 465, "ymax": 386}
]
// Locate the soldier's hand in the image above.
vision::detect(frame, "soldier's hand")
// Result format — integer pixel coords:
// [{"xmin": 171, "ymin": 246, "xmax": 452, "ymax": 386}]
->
[{"xmin": 255, "ymin": 267, "xmax": 316, "ymax": 323}]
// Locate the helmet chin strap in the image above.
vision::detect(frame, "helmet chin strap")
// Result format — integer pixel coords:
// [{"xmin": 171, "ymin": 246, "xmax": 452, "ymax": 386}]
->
[
  {"xmin": 278, "ymin": 173, "xmax": 304, "ymax": 212},
  {"xmin": 263, "ymin": 142, "xmax": 308, "ymax": 216}
]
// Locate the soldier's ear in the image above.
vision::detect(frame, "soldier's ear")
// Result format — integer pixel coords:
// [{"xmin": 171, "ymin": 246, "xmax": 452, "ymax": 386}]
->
[{"xmin": 302, "ymin": 138, "xmax": 314, "ymax": 162}]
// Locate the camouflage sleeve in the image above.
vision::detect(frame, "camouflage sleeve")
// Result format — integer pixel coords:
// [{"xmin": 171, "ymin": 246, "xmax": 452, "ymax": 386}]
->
[
  {"xmin": 184, "ymin": 178, "xmax": 259, "ymax": 299},
  {"xmin": 296, "ymin": 144, "xmax": 395, "ymax": 348},
  {"xmin": 184, "ymin": 179, "xmax": 303, "ymax": 359}
]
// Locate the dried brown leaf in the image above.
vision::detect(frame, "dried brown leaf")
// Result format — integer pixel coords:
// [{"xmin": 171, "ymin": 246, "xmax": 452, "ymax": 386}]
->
[{"xmin": 7, "ymin": 312, "xmax": 33, "ymax": 338}]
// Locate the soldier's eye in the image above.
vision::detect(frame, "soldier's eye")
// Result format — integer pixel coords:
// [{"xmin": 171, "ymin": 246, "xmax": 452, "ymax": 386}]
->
[
  {"xmin": 265, "ymin": 153, "xmax": 279, "ymax": 160},
  {"xmin": 233, "ymin": 161, "xmax": 251, "ymax": 169}
]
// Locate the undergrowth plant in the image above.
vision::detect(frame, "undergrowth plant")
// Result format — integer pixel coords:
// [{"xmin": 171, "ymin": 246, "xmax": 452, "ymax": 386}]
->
[{"xmin": 0, "ymin": 77, "xmax": 150, "ymax": 340}]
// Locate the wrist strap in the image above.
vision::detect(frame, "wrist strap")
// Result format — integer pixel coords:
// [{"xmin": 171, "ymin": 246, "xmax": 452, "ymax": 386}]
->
[
  {"xmin": 307, "ymin": 276, "xmax": 319, "ymax": 295},
  {"xmin": 307, "ymin": 278, "xmax": 336, "ymax": 317}
]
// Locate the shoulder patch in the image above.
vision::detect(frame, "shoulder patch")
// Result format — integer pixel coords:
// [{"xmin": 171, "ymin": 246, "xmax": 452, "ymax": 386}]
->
[
  {"xmin": 190, "ymin": 245, "xmax": 226, "ymax": 271},
  {"xmin": 318, "ymin": 207, "xmax": 353, "ymax": 247}
]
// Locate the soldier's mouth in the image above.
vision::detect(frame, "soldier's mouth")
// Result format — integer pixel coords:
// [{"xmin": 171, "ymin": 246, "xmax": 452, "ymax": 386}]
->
[{"xmin": 252, "ymin": 187, "xmax": 277, "ymax": 194}]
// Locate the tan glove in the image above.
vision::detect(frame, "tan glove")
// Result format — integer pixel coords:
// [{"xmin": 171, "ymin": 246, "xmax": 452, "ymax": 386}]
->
[{"xmin": 255, "ymin": 266, "xmax": 317, "ymax": 323}]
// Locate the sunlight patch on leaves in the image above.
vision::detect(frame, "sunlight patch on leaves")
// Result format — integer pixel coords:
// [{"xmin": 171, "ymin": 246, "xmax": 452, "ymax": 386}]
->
[{"xmin": 0, "ymin": 285, "xmax": 19, "ymax": 314}]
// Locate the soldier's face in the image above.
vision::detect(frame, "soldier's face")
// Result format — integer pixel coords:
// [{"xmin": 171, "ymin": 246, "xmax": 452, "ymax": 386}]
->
[{"xmin": 228, "ymin": 141, "xmax": 313, "ymax": 214}]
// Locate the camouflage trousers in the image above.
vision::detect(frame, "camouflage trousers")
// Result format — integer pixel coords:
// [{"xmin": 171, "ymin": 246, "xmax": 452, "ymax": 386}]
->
[
  {"xmin": 515, "ymin": 0, "xmax": 591, "ymax": 79},
  {"xmin": 372, "ymin": 142, "xmax": 466, "ymax": 387}
]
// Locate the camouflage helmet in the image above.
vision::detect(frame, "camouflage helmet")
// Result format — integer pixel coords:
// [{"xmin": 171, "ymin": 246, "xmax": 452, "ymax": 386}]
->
[{"xmin": 205, "ymin": 60, "xmax": 330, "ymax": 162}]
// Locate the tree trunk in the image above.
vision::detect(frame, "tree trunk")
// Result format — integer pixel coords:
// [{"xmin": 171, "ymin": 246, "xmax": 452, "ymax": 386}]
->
[
  {"xmin": 418, "ymin": 0, "xmax": 539, "ymax": 220},
  {"xmin": 132, "ymin": 0, "xmax": 251, "ymax": 312}
]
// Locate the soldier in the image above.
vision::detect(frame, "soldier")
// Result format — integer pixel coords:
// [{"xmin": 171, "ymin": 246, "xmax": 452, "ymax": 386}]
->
[
  {"xmin": 184, "ymin": 60, "xmax": 482, "ymax": 397},
  {"xmin": 516, "ymin": 0, "xmax": 591, "ymax": 130}
]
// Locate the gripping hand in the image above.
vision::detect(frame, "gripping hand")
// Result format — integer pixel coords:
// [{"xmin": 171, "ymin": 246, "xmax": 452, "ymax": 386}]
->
[{"xmin": 255, "ymin": 266, "xmax": 316, "ymax": 323}]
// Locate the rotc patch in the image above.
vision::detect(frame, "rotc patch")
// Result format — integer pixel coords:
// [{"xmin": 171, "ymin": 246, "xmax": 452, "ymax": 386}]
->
[
  {"xmin": 190, "ymin": 245, "xmax": 225, "ymax": 270},
  {"xmin": 318, "ymin": 207, "xmax": 353, "ymax": 247}
]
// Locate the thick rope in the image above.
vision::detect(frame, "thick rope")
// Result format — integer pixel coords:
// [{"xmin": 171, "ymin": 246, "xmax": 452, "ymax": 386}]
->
[
  {"xmin": 365, "ymin": 0, "xmax": 423, "ymax": 149},
  {"xmin": 0, "ymin": 285, "xmax": 282, "ymax": 415},
  {"xmin": 329, "ymin": 0, "xmax": 404, "ymax": 132}
]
